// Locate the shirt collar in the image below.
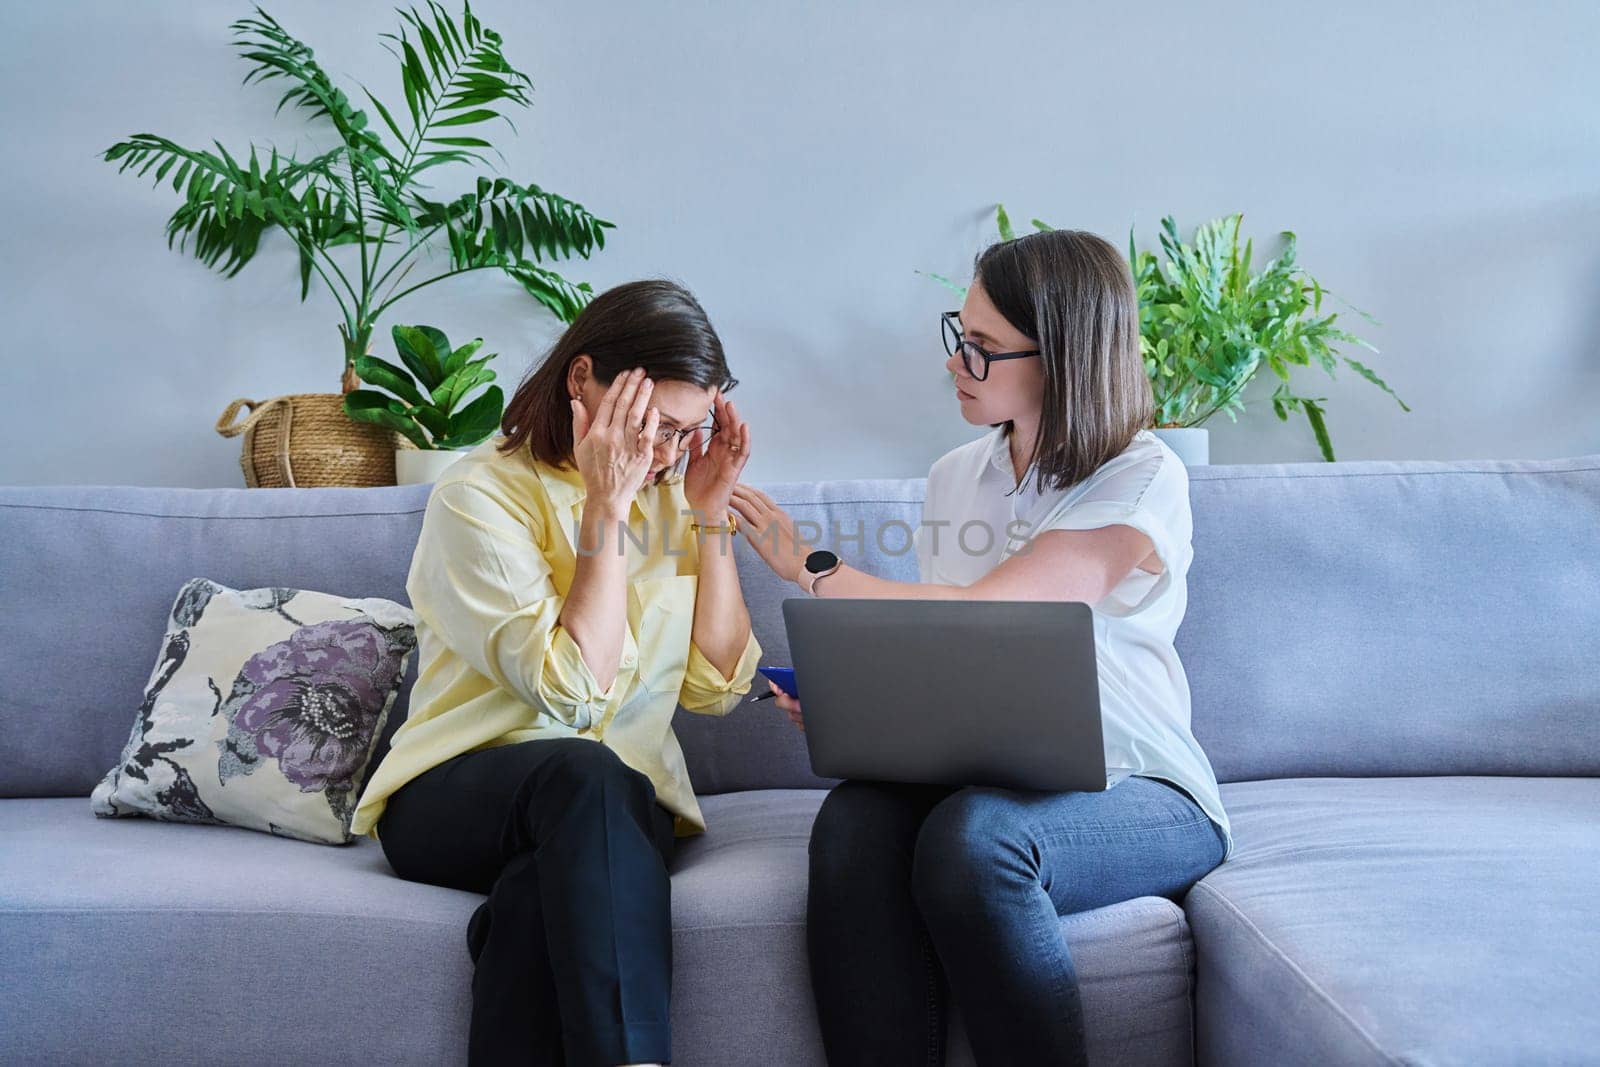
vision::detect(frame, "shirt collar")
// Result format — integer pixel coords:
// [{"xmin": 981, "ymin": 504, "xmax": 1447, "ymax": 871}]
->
[
  {"xmin": 984, "ymin": 426, "xmax": 1014, "ymax": 479},
  {"xmin": 986, "ymin": 426, "xmax": 1043, "ymax": 493},
  {"xmin": 984, "ymin": 425, "xmax": 1059, "ymax": 520}
]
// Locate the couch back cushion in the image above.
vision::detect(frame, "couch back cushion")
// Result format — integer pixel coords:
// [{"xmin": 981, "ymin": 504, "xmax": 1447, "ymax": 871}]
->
[
  {"xmin": 4, "ymin": 452, "xmax": 1598, "ymax": 798},
  {"xmin": 1178, "ymin": 452, "xmax": 1600, "ymax": 783},
  {"xmin": 0, "ymin": 485, "xmax": 431, "ymax": 798}
]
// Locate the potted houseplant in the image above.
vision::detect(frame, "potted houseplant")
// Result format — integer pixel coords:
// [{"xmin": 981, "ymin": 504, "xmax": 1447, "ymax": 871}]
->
[
  {"xmin": 925, "ymin": 206, "xmax": 1409, "ymax": 464},
  {"xmin": 107, "ymin": 2, "xmax": 612, "ymax": 487},
  {"xmin": 346, "ymin": 323, "xmax": 503, "ymax": 484}
]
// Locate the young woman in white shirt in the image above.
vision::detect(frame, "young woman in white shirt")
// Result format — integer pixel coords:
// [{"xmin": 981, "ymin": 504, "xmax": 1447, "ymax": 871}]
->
[{"xmin": 728, "ymin": 229, "xmax": 1233, "ymax": 1066}]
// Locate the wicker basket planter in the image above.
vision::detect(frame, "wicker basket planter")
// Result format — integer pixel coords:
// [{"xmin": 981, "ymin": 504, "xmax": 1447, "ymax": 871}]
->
[{"xmin": 215, "ymin": 393, "xmax": 417, "ymax": 488}]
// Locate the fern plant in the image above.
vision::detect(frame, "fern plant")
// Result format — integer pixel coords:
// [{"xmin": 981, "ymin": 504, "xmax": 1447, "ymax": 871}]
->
[
  {"xmin": 924, "ymin": 206, "xmax": 1408, "ymax": 461},
  {"xmin": 103, "ymin": 2, "xmax": 613, "ymax": 394},
  {"xmin": 345, "ymin": 324, "xmax": 502, "ymax": 449}
]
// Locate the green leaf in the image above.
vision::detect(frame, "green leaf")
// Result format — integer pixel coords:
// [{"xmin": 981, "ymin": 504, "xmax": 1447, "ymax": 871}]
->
[
  {"xmin": 414, "ymin": 325, "xmax": 452, "ymax": 364},
  {"xmin": 362, "ymin": 87, "xmax": 410, "ymax": 146},
  {"xmin": 352, "ymin": 354, "xmax": 426, "ymax": 406},
  {"xmin": 917, "ymin": 269, "xmax": 968, "ymax": 298},
  {"xmin": 411, "ymin": 404, "xmax": 450, "ymax": 438},
  {"xmin": 490, "ymin": 201, "xmax": 510, "ymax": 254},
  {"xmin": 1344, "ymin": 358, "xmax": 1410, "ymax": 411},
  {"xmin": 399, "ymin": 53, "xmax": 421, "ymax": 124},
  {"xmin": 434, "ymin": 358, "xmax": 495, "ymax": 411},
  {"xmin": 433, "ymin": 108, "xmax": 499, "ymax": 126},
  {"xmin": 442, "ymin": 336, "xmax": 485, "ymax": 376},
  {"xmin": 392, "ymin": 323, "xmax": 446, "ymax": 388},
  {"xmin": 440, "ymin": 384, "xmax": 504, "ymax": 446},
  {"xmin": 1303, "ymin": 398, "xmax": 1335, "ymax": 461},
  {"xmin": 507, "ymin": 264, "xmax": 594, "ymax": 323},
  {"xmin": 996, "ymin": 203, "xmax": 1015, "ymax": 241},
  {"xmin": 343, "ymin": 389, "xmax": 432, "ymax": 449}
]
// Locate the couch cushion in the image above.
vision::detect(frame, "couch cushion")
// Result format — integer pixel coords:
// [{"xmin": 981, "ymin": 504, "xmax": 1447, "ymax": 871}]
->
[
  {"xmin": 1188, "ymin": 776, "xmax": 1600, "ymax": 1065},
  {"xmin": 1, "ymin": 790, "xmax": 1196, "ymax": 1066},
  {"xmin": 1180, "ymin": 453, "xmax": 1600, "ymax": 782},
  {"xmin": 0, "ymin": 485, "xmax": 432, "ymax": 798}
]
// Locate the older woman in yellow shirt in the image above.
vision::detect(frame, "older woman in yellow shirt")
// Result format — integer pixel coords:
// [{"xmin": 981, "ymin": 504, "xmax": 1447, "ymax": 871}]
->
[{"xmin": 352, "ymin": 280, "xmax": 760, "ymax": 1067}]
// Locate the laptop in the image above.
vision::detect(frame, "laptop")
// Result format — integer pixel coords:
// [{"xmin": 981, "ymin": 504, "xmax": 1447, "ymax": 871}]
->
[{"xmin": 781, "ymin": 598, "xmax": 1106, "ymax": 792}]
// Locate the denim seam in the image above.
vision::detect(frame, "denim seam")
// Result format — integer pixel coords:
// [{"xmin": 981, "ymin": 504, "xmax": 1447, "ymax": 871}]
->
[
  {"xmin": 1032, "ymin": 814, "xmax": 1214, "ymax": 843},
  {"xmin": 921, "ymin": 930, "xmax": 942, "ymax": 1067},
  {"xmin": 1187, "ymin": 881, "xmax": 1402, "ymax": 1066}
]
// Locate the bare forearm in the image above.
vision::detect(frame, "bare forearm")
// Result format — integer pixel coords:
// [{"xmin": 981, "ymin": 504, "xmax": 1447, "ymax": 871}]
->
[
  {"xmin": 810, "ymin": 562, "xmax": 964, "ymax": 599},
  {"xmin": 559, "ymin": 501, "xmax": 631, "ymax": 690},
  {"xmin": 813, "ymin": 560, "xmax": 1103, "ymax": 603},
  {"xmin": 691, "ymin": 529, "xmax": 752, "ymax": 678}
]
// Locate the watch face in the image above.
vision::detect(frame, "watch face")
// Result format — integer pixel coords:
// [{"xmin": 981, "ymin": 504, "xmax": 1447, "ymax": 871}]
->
[{"xmin": 805, "ymin": 549, "xmax": 840, "ymax": 574}]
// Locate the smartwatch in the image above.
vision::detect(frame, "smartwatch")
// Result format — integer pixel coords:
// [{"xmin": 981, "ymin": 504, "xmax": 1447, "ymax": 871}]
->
[{"xmin": 800, "ymin": 549, "xmax": 842, "ymax": 596}]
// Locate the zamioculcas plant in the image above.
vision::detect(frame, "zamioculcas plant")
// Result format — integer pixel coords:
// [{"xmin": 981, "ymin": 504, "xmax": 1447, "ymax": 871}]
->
[
  {"xmin": 346, "ymin": 324, "xmax": 501, "ymax": 449},
  {"xmin": 102, "ymin": 2, "xmax": 613, "ymax": 394},
  {"xmin": 924, "ymin": 205, "xmax": 1409, "ymax": 461}
]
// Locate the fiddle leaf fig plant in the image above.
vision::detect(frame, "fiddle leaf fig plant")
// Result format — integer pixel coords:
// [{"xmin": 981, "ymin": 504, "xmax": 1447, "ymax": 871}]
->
[
  {"xmin": 924, "ymin": 205, "xmax": 1409, "ymax": 461},
  {"xmin": 102, "ymin": 2, "xmax": 613, "ymax": 395},
  {"xmin": 343, "ymin": 324, "xmax": 502, "ymax": 449}
]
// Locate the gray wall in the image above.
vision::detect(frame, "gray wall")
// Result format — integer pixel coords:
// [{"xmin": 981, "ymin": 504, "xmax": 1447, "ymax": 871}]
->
[{"xmin": 4, "ymin": 1, "xmax": 1598, "ymax": 487}]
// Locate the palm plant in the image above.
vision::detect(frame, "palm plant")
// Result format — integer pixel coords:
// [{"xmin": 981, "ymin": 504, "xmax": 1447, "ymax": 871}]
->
[{"xmin": 103, "ymin": 2, "xmax": 613, "ymax": 394}]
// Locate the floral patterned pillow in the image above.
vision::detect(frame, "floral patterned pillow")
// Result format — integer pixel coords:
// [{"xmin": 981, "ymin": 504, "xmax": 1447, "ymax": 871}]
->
[{"xmin": 91, "ymin": 578, "xmax": 416, "ymax": 845}]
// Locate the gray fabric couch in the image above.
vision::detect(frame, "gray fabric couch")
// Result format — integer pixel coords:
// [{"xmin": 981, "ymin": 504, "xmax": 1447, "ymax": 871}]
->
[{"xmin": 3, "ymin": 451, "xmax": 1597, "ymax": 1065}]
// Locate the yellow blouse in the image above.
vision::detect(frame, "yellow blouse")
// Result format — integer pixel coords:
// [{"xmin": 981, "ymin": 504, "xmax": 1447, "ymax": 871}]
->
[{"xmin": 350, "ymin": 435, "xmax": 762, "ymax": 842}]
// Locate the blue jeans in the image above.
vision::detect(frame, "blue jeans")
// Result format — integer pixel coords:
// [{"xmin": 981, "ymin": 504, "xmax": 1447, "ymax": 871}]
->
[{"xmin": 806, "ymin": 775, "xmax": 1227, "ymax": 1066}]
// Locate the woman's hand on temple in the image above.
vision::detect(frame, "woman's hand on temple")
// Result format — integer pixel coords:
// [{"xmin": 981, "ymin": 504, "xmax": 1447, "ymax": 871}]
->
[
  {"xmin": 683, "ymin": 388, "xmax": 750, "ymax": 518},
  {"xmin": 730, "ymin": 483, "xmax": 814, "ymax": 583},
  {"xmin": 571, "ymin": 367, "xmax": 658, "ymax": 517}
]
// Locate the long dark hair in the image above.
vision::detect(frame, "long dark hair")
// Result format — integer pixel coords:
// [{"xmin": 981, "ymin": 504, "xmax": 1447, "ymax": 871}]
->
[
  {"xmin": 498, "ymin": 279, "xmax": 737, "ymax": 468},
  {"xmin": 974, "ymin": 229, "xmax": 1151, "ymax": 494}
]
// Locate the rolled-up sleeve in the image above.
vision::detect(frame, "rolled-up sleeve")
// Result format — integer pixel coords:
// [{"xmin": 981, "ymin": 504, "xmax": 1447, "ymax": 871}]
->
[
  {"xmin": 409, "ymin": 480, "xmax": 633, "ymax": 731},
  {"xmin": 678, "ymin": 629, "xmax": 762, "ymax": 716},
  {"xmin": 1028, "ymin": 449, "xmax": 1193, "ymax": 618}
]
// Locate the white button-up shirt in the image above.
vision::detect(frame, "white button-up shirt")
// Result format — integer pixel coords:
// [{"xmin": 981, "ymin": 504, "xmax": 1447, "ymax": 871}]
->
[{"xmin": 915, "ymin": 426, "xmax": 1233, "ymax": 859}]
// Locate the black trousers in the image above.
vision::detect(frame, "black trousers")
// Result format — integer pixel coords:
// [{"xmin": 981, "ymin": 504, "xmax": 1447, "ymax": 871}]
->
[{"xmin": 377, "ymin": 737, "xmax": 678, "ymax": 1067}]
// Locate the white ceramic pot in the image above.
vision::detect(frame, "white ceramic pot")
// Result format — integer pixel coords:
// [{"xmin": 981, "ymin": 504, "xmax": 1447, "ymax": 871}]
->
[
  {"xmin": 1150, "ymin": 427, "xmax": 1209, "ymax": 466},
  {"xmin": 394, "ymin": 448, "xmax": 468, "ymax": 485}
]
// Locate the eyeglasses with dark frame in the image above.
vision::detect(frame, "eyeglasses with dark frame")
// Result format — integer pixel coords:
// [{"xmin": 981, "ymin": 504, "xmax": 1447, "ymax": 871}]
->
[
  {"xmin": 652, "ymin": 419, "xmax": 720, "ymax": 450},
  {"xmin": 941, "ymin": 311, "xmax": 1041, "ymax": 381}
]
